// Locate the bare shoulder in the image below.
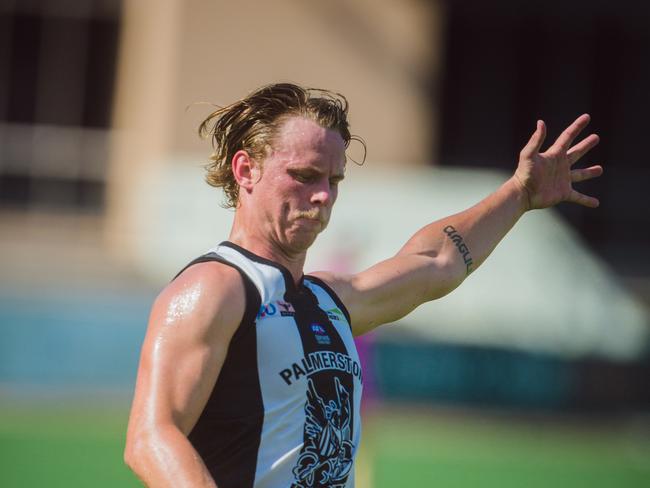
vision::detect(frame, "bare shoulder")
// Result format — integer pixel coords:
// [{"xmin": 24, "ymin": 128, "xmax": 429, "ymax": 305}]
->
[
  {"xmin": 309, "ymin": 270, "xmax": 352, "ymax": 298},
  {"xmin": 151, "ymin": 260, "xmax": 246, "ymax": 341},
  {"xmin": 309, "ymin": 270, "xmax": 385, "ymax": 334},
  {"xmin": 311, "ymin": 254, "xmax": 437, "ymax": 336},
  {"xmin": 308, "ymin": 270, "xmax": 359, "ymax": 324},
  {"xmin": 129, "ymin": 261, "xmax": 247, "ymax": 436}
]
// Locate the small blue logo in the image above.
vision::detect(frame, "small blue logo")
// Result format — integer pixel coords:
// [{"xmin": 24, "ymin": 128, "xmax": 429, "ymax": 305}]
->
[
  {"xmin": 311, "ymin": 323, "xmax": 331, "ymax": 345},
  {"xmin": 257, "ymin": 303, "xmax": 277, "ymax": 319}
]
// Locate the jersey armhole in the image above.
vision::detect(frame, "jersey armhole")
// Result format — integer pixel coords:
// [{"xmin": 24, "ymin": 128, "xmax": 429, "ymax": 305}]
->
[
  {"xmin": 173, "ymin": 253, "xmax": 261, "ymax": 343},
  {"xmin": 303, "ymin": 274, "xmax": 352, "ymax": 326}
]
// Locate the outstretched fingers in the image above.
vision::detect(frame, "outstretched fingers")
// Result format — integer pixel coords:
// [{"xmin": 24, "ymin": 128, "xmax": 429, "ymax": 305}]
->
[
  {"xmin": 521, "ymin": 120, "xmax": 547, "ymax": 158},
  {"xmin": 570, "ymin": 163, "xmax": 602, "ymax": 207},
  {"xmin": 567, "ymin": 133, "xmax": 600, "ymax": 165},
  {"xmin": 568, "ymin": 189, "xmax": 600, "ymax": 208},
  {"xmin": 571, "ymin": 165, "xmax": 603, "ymax": 183},
  {"xmin": 553, "ymin": 113, "xmax": 591, "ymax": 151}
]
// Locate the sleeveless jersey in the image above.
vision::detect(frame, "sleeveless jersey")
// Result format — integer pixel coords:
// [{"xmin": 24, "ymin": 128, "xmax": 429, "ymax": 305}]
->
[{"xmin": 181, "ymin": 241, "xmax": 363, "ymax": 488}]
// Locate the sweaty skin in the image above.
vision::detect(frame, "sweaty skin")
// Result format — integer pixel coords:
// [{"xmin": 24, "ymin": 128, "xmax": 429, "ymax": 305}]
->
[
  {"xmin": 125, "ymin": 264, "xmax": 245, "ymax": 488},
  {"xmin": 125, "ymin": 113, "xmax": 602, "ymax": 486},
  {"xmin": 165, "ymin": 282, "xmax": 203, "ymax": 327}
]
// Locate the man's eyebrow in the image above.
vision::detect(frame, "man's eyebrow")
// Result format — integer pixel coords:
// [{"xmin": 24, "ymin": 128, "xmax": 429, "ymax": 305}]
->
[
  {"xmin": 287, "ymin": 166, "xmax": 345, "ymax": 180},
  {"xmin": 286, "ymin": 165, "xmax": 319, "ymax": 173}
]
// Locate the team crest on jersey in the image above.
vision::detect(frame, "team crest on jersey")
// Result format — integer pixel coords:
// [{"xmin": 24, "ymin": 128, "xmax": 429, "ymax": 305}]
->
[
  {"xmin": 291, "ymin": 377, "xmax": 353, "ymax": 487},
  {"xmin": 311, "ymin": 323, "xmax": 331, "ymax": 345}
]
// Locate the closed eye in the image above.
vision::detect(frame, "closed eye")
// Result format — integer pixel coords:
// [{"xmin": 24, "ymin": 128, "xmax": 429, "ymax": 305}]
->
[
  {"xmin": 287, "ymin": 168, "xmax": 344, "ymax": 186},
  {"xmin": 288, "ymin": 169, "xmax": 319, "ymax": 184},
  {"xmin": 329, "ymin": 176, "xmax": 344, "ymax": 186}
]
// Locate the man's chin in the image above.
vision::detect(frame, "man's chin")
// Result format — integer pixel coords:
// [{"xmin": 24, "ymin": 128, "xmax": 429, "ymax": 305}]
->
[{"xmin": 286, "ymin": 228, "xmax": 321, "ymax": 252}]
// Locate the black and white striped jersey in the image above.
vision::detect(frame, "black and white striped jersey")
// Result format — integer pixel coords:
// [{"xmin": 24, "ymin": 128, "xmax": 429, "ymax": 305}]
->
[{"xmin": 181, "ymin": 241, "xmax": 363, "ymax": 488}]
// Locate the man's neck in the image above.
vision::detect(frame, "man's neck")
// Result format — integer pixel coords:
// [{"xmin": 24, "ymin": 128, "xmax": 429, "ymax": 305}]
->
[{"xmin": 227, "ymin": 231, "xmax": 306, "ymax": 285}]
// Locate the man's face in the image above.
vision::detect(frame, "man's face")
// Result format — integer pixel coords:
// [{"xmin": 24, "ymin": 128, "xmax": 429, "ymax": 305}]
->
[{"xmin": 251, "ymin": 116, "xmax": 346, "ymax": 255}]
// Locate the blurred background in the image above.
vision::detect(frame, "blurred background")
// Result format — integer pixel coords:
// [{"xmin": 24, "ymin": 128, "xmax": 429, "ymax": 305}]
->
[{"xmin": 1, "ymin": 0, "xmax": 649, "ymax": 486}]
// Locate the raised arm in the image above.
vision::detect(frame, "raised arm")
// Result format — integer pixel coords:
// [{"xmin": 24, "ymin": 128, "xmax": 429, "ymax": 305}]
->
[
  {"xmin": 124, "ymin": 263, "xmax": 245, "ymax": 487},
  {"xmin": 316, "ymin": 114, "xmax": 602, "ymax": 335}
]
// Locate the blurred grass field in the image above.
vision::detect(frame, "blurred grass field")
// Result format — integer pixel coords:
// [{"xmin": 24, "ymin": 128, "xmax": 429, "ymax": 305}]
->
[
  {"xmin": 1, "ymin": 403, "xmax": 649, "ymax": 487},
  {"xmin": 362, "ymin": 406, "xmax": 650, "ymax": 488},
  {"xmin": 0, "ymin": 403, "xmax": 138, "ymax": 487}
]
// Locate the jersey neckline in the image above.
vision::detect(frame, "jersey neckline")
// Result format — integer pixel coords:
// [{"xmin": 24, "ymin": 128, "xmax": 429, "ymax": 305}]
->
[
  {"xmin": 219, "ymin": 241, "xmax": 305, "ymax": 293},
  {"xmin": 218, "ymin": 241, "xmax": 352, "ymax": 327}
]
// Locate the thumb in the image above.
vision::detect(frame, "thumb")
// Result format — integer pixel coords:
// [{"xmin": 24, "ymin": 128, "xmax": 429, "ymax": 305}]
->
[{"xmin": 520, "ymin": 120, "xmax": 546, "ymax": 158}]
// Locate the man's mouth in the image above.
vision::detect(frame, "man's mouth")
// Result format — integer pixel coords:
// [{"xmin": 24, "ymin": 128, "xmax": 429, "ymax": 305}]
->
[
  {"xmin": 296, "ymin": 216, "xmax": 321, "ymax": 226},
  {"xmin": 295, "ymin": 209, "xmax": 322, "ymax": 222}
]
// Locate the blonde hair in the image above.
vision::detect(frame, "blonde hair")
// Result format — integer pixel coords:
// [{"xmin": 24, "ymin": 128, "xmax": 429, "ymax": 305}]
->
[{"xmin": 198, "ymin": 83, "xmax": 364, "ymax": 208}]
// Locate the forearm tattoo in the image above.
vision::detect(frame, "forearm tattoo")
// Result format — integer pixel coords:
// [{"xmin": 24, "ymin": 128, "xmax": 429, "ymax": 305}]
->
[{"xmin": 443, "ymin": 225, "xmax": 474, "ymax": 274}]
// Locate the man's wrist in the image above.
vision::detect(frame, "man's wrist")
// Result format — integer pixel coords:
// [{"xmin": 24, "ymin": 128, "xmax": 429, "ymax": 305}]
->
[{"xmin": 507, "ymin": 174, "xmax": 532, "ymax": 213}]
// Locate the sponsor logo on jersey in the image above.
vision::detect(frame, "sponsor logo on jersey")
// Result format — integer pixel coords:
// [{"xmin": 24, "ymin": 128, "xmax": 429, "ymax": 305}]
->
[
  {"xmin": 311, "ymin": 323, "xmax": 331, "ymax": 345},
  {"xmin": 258, "ymin": 300, "xmax": 296, "ymax": 319},
  {"xmin": 278, "ymin": 300, "xmax": 296, "ymax": 316},
  {"xmin": 257, "ymin": 302, "xmax": 277, "ymax": 319},
  {"xmin": 258, "ymin": 302, "xmax": 341, "ymax": 322},
  {"xmin": 326, "ymin": 307, "xmax": 345, "ymax": 322}
]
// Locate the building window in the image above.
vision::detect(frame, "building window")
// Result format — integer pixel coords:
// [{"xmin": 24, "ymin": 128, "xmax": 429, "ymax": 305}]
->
[{"xmin": 0, "ymin": 0, "xmax": 121, "ymax": 211}]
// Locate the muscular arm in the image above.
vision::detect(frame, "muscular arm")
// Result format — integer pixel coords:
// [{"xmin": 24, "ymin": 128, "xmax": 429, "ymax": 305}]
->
[
  {"xmin": 124, "ymin": 263, "xmax": 245, "ymax": 487},
  {"xmin": 316, "ymin": 115, "xmax": 603, "ymax": 335}
]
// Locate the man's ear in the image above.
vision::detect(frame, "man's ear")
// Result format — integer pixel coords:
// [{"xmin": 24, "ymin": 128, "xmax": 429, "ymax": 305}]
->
[{"xmin": 232, "ymin": 150, "xmax": 260, "ymax": 191}]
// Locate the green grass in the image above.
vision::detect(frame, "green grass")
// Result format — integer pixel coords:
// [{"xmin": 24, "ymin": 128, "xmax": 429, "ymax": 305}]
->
[
  {"xmin": 0, "ymin": 404, "xmax": 140, "ymax": 488},
  {"xmin": 363, "ymin": 406, "xmax": 650, "ymax": 488},
  {"xmin": 1, "ymin": 403, "xmax": 649, "ymax": 487}
]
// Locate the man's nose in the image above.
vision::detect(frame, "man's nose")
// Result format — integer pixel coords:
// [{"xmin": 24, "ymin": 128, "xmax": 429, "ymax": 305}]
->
[
  {"xmin": 310, "ymin": 181, "xmax": 332, "ymax": 206},
  {"xmin": 310, "ymin": 188, "xmax": 331, "ymax": 206}
]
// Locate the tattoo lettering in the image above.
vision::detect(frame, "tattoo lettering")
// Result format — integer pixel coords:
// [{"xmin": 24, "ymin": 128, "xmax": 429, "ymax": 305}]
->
[{"xmin": 443, "ymin": 225, "xmax": 474, "ymax": 274}]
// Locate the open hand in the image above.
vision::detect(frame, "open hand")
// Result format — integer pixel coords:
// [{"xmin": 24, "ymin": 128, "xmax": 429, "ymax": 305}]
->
[{"xmin": 513, "ymin": 114, "xmax": 603, "ymax": 210}]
